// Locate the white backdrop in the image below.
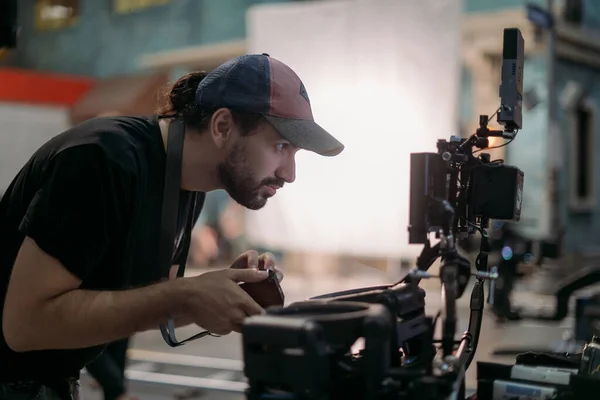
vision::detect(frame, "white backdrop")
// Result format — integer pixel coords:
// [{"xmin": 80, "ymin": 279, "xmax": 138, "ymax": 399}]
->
[
  {"xmin": 245, "ymin": 0, "xmax": 463, "ymax": 258},
  {"xmin": 0, "ymin": 103, "xmax": 70, "ymax": 191}
]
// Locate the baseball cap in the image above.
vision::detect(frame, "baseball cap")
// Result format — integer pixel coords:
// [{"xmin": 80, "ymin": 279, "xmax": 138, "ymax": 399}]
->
[{"xmin": 195, "ymin": 53, "xmax": 344, "ymax": 157}]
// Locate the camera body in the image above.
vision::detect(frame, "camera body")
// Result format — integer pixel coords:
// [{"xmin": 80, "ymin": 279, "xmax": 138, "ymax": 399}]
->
[
  {"xmin": 408, "ymin": 135, "xmax": 525, "ymax": 245},
  {"xmin": 469, "ymin": 162, "xmax": 524, "ymax": 221},
  {"xmin": 408, "ymin": 27, "xmax": 525, "ymax": 246}
]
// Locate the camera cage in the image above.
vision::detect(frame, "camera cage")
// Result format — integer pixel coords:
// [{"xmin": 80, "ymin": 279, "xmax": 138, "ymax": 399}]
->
[{"xmin": 240, "ymin": 28, "xmax": 525, "ymax": 400}]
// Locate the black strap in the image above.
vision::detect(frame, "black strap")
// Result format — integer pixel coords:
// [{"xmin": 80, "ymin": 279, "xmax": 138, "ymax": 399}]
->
[{"xmin": 158, "ymin": 119, "xmax": 214, "ymax": 347}]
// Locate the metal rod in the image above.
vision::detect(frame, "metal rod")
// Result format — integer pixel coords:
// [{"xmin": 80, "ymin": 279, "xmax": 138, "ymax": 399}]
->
[
  {"xmin": 126, "ymin": 349, "xmax": 244, "ymax": 371},
  {"xmin": 124, "ymin": 370, "xmax": 247, "ymax": 393},
  {"xmin": 81, "ymin": 350, "xmax": 247, "ymax": 393},
  {"xmin": 447, "ymin": 337, "xmax": 470, "ymax": 400}
]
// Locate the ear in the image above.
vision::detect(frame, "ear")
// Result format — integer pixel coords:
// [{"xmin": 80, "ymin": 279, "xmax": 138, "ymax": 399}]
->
[{"xmin": 210, "ymin": 108, "xmax": 237, "ymax": 150}]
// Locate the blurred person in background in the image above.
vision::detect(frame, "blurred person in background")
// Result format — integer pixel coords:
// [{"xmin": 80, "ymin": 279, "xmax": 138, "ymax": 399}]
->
[
  {"xmin": 488, "ymin": 221, "xmax": 531, "ymax": 322},
  {"xmin": 189, "ymin": 190, "xmax": 246, "ymax": 267},
  {"xmin": 0, "ymin": 53, "xmax": 343, "ymax": 400},
  {"xmin": 85, "ymin": 339, "xmax": 135, "ymax": 400}
]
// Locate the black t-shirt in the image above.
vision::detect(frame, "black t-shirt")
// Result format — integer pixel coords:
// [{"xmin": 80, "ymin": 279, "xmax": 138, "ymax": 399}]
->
[{"xmin": 0, "ymin": 116, "xmax": 204, "ymax": 381}]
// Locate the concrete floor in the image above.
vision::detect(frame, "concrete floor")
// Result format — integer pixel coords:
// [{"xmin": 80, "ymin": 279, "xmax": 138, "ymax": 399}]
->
[{"xmin": 80, "ymin": 266, "xmax": 584, "ymax": 400}]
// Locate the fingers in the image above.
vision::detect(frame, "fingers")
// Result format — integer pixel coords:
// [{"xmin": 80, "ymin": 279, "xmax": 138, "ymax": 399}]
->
[
  {"xmin": 230, "ymin": 309, "xmax": 248, "ymax": 333},
  {"xmin": 231, "ymin": 308, "xmax": 247, "ymax": 325},
  {"xmin": 227, "ymin": 268, "xmax": 269, "ymax": 283},
  {"xmin": 239, "ymin": 295, "xmax": 264, "ymax": 317},
  {"xmin": 230, "ymin": 250, "xmax": 281, "ymax": 271},
  {"xmin": 212, "ymin": 327, "xmax": 233, "ymax": 336},
  {"xmin": 259, "ymin": 252, "xmax": 283, "ymax": 282},
  {"xmin": 229, "ymin": 288, "xmax": 262, "ymax": 332},
  {"xmin": 230, "ymin": 250, "xmax": 259, "ymax": 269},
  {"xmin": 258, "ymin": 252, "xmax": 276, "ymax": 270}
]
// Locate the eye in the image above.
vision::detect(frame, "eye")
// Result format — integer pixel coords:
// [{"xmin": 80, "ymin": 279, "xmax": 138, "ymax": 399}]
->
[{"xmin": 276, "ymin": 143, "xmax": 288, "ymax": 152}]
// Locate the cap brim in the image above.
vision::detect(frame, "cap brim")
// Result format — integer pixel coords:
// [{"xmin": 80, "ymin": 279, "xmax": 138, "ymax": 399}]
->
[{"xmin": 264, "ymin": 115, "xmax": 344, "ymax": 157}]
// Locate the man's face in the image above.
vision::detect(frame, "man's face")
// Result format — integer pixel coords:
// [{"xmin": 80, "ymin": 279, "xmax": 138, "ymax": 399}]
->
[{"xmin": 218, "ymin": 121, "xmax": 297, "ymax": 210}]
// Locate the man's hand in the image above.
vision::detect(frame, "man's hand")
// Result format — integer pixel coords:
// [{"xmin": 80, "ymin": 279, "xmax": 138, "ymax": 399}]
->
[
  {"xmin": 185, "ymin": 268, "xmax": 268, "ymax": 335},
  {"xmin": 230, "ymin": 250, "xmax": 284, "ymax": 283}
]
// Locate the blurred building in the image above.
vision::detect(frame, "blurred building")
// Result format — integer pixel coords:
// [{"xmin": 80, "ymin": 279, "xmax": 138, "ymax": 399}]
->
[
  {"xmin": 10, "ymin": 0, "xmax": 283, "ymax": 76},
  {"xmin": 3, "ymin": 0, "xmax": 600, "ymax": 272},
  {"xmin": 5, "ymin": 0, "xmax": 288, "ymax": 124},
  {"xmin": 460, "ymin": 0, "xmax": 600, "ymax": 271},
  {"xmin": 0, "ymin": 67, "xmax": 94, "ymax": 189}
]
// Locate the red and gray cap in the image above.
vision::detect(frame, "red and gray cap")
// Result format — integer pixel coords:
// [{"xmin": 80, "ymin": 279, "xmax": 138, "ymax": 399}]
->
[{"xmin": 195, "ymin": 53, "xmax": 344, "ymax": 157}]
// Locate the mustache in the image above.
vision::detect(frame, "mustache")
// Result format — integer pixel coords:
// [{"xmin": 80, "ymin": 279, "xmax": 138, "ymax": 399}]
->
[{"xmin": 259, "ymin": 177, "xmax": 285, "ymax": 189}]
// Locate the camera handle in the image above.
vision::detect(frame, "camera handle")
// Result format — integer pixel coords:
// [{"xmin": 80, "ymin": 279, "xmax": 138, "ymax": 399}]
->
[
  {"xmin": 439, "ymin": 251, "xmax": 459, "ymax": 358},
  {"xmin": 437, "ymin": 230, "xmax": 498, "ymax": 400},
  {"xmin": 405, "ymin": 215, "xmax": 499, "ymax": 373},
  {"xmin": 422, "ymin": 197, "xmax": 459, "ymax": 360},
  {"xmin": 464, "ymin": 222, "xmax": 496, "ymax": 368},
  {"xmin": 434, "ymin": 212, "xmax": 467, "ymax": 400}
]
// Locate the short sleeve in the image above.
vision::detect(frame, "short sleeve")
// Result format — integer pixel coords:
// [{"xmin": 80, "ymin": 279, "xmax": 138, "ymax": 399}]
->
[{"xmin": 19, "ymin": 145, "xmax": 135, "ymax": 281}]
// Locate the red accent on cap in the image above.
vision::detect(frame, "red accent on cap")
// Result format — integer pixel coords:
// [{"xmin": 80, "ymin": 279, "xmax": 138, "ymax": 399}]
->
[{"xmin": 268, "ymin": 58, "xmax": 313, "ymax": 120}]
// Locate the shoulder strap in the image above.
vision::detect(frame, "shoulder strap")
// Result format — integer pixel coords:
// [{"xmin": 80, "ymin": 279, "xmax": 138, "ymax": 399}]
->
[
  {"xmin": 176, "ymin": 192, "xmax": 206, "ymax": 279},
  {"xmin": 158, "ymin": 120, "xmax": 212, "ymax": 347},
  {"xmin": 158, "ymin": 119, "xmax": 184, "ymax": 278}
]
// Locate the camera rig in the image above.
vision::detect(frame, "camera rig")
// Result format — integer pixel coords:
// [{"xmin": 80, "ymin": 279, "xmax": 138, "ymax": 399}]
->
[{"xmin": 240, "ymin": 28, "xmax": 526, "ymax": 400}]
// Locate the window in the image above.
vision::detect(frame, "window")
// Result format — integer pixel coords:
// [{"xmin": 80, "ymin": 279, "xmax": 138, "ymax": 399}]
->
[
  {"xmin": 569, "ymin": 98, "xmax": 596, "ymax": 211},
  {"xmin": 34, "ymin": 0, "xmax": 79, "ymax": 31},
  {"xmin": 562, "ymin": 0, "xmax": 584, "ymax": 26},
  {"xmin": 113, "ymin": 0, "xmax": 171, "ymax": 14}
]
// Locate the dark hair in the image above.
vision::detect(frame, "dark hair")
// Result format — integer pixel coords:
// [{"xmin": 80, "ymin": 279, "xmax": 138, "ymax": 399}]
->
[{"xmin": 157, "ymin": 71, "xmax": 263, "ymax": 134}]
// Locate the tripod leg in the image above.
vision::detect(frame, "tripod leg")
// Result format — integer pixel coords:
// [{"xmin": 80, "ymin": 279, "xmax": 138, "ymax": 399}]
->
[
  {"xmin": 531, "ymin": 268, "xmax": 600, "ymax": 321},
  {"xmin": 491, "ymin": 259, "xmax": 521, "ymax": 321},
  {"xmin": 458, "ymin": 377, "xmax": 466, "ymax": 400}
]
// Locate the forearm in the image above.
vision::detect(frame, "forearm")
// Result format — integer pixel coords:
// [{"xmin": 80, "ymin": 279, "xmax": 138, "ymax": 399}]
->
[{"xmin": 8, "ymin": 278, "xmax": 191, "ymax": 352}]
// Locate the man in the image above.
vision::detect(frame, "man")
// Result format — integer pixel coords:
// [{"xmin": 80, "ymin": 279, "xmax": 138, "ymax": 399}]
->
[{"xmin": 0, "ymin": 53, "xmax": 344, "ymax": 400}]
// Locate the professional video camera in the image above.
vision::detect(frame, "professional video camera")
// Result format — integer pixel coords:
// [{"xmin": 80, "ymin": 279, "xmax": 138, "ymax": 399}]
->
[{"xmin": 240, "ymin": 28, "xmax": 525, "ymax": 400}]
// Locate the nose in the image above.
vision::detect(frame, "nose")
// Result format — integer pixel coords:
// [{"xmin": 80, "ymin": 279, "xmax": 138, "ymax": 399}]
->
[{"xmin": 276, "ymin": 155, "xmax": 296, "ymax": 184}]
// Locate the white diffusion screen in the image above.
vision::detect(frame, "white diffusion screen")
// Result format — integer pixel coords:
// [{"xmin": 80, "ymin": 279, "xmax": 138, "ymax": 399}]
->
[{"xmin": 245, "ymin": 0, "xmax": 463, "ymax": 258}]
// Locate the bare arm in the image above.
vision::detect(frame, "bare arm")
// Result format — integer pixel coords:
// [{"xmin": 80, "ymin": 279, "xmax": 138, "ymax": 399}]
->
[{"xmin": 2, "ymin": 237, "xmax": 191, "ymax": 352}]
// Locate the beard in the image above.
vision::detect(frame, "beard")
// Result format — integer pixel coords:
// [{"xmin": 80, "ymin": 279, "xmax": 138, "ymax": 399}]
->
[{"xmin": 217, "ymin": 143, "xmax": 284, "ymax": 210}]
